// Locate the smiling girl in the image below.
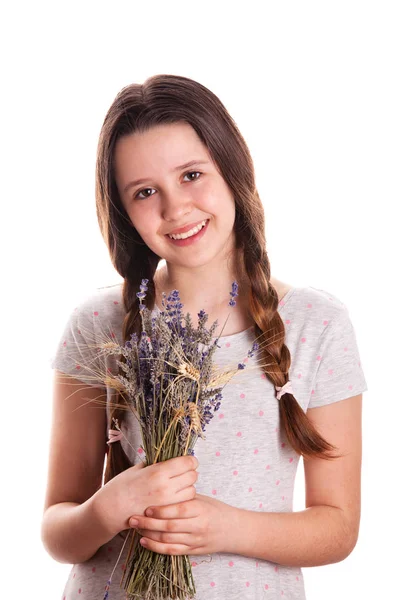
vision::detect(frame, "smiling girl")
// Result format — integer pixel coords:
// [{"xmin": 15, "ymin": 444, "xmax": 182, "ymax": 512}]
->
[{"xmin": 42, "ymin": 74, "xmax": 368, "ymax": 599}]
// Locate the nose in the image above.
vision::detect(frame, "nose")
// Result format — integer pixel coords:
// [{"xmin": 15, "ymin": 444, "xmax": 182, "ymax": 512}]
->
[{"xmin": 160, "ymin": 186, "xmax": 193, "ymax": 223}]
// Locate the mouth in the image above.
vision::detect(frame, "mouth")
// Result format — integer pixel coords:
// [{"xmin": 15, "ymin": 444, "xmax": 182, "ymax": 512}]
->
[{"xmin": 165, "ymin": 219, "xmax": 210, "ymax": 246}]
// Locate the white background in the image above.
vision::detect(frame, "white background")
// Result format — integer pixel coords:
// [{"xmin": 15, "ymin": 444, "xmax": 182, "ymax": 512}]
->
[{"xmin": 1, "ymin": 1, "xmax": 398, "ymax": 598}]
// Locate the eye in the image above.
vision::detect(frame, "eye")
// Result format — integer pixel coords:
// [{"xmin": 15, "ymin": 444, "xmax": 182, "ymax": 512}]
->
[
  {"xmin": 135, "ymin": 187, "xmax": 155, "ymax": 200},
  {"xmin": 134, "ymin": 171, "xmax": 202, "ymax": 200},
  {"xmin": 183, "ymin": 170, "xmax": 202, "ymax": 182}
]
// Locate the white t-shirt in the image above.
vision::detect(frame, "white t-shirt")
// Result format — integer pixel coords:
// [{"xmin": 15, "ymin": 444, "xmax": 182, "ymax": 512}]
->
[{"xmin": 49, "ymin": 283, "xmax": 368, "ymax": 599}]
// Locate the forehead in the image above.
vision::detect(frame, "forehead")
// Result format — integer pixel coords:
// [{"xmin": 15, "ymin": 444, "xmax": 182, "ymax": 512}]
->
[{"xmin": 114, "ymin": 122, "xmax": 210, "ymax": 176}]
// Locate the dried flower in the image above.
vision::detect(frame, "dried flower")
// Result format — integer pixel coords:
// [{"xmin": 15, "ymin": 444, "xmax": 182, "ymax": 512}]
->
[
  {"xmin": 136, "ymin": 278, "xmax": 149, "ymax": 311},
  {"xmin": 228, "ymin": 280, "xmax": 239, "ymax": 306},
  {"xmin": 74, "ymin": 280, "xmax": 258, "ymax": 600},
  {"xmin": 248, "ymin": 341, "xmax": 259, "ymax": 358}
]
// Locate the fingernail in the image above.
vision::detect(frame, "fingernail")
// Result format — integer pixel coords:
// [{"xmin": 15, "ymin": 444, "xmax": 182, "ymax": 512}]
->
[
  {"xmin": 146, "ymin": 509, "xmax": 153, "ymax": 516},
  {"xmin": 130, "ymin": 519, "xmax": 139, "ymax": 527}
]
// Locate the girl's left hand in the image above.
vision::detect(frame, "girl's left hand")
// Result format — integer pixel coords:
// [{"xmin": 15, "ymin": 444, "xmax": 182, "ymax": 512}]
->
[{"xmin": 128, "ymin": 493, "xmax": 238, "ymax": 556}]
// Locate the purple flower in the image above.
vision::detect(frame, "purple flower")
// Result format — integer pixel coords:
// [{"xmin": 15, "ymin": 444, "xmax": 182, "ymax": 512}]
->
[
  {"xmin": 238, "ymin": 362, "xmax": 246, "ymax": 370},
  {"xmin": 197, "ymin": 309, "xmax": 208, "ymax": 329},
  {"xmin": 203, "ymin": 409, "xmax": 213, "ymax": 424},
  {"xmin": 229, "ymin": 281, "xmax": 239, "ymax": 307},
  {"xmin": 247, "ymin": 341, "xmax": 259, "ymax": 358},
  {"xmin": 165, "ymin": 290, "xmax": 184, "ymax": 327},
  {"xmin": 136, "ymin": 278, "xmax": 149, "ymax": 309}
]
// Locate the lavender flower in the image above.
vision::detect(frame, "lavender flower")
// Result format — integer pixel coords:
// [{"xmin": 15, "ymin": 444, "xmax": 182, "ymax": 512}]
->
[
  {"xmin": 136, "ymin": 278, "xmax": 149, "ymax": 311},
  {"xmin": 247, "ymin": 341, "xmax": 259, "ymax": 358},
  {"xmin": 229, "ymin": 280, "xmax": 239, "ymax": 306}
]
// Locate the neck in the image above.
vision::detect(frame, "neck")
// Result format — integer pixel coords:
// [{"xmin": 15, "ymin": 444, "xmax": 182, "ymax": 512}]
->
[{"xmin": 154, "ymin": 253, "xmax": 253, "ymax": 336}]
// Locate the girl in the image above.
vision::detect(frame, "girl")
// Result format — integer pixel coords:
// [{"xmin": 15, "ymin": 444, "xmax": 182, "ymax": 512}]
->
[{"xmin": 42, "ymin": 74, "xmax": 368, "ymax": 600}]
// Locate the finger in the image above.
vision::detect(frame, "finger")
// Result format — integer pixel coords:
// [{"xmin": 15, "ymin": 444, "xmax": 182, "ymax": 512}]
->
[
  {"xmin": 139, "ymin": 529, "xmax": 196, "ymax": 546},
  {"xmin": 130, "ymin": 516, "xmax": 192, "ymax": 533},
  {"xmin": 171, "ymin": 469, "xmax": 198, "ymax": 494},
  {"xmin": 155, "ymin": 455, "xmax": 198, "ymax": 477},
  {"xmin": 145, "ymin": 500, "xmax": 199, "ymax": 520},
  {"xmin": 139, "ymin": 535, "xmax": 192, "ymax": 556}
]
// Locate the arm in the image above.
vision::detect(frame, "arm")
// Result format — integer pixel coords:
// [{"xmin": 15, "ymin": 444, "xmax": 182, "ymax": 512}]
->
[
  {"xmin": 41, "ymin": 371, "xmax": 115, "ymax": 564},
  {"xmin": 41, "ymin": 497, "xmax": 115, "ymax": 565},
  {"xmin": 229, "ymin": 393, "xmax": 362, "ymax": 567}
]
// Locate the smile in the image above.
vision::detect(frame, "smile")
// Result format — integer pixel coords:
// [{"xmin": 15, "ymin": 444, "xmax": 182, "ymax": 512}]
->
[
  {"xmin": 166, "ymin": 219, "xmax": 210, "ymax": 246},
  {"xmin": 167, "ymin": 219, "xmax": 208, "ymax": 240}
]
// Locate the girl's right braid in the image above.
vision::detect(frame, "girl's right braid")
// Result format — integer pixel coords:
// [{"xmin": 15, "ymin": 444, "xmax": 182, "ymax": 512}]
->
[{"xmin": 243, "ymin": 244, "xmax": 340, "ymax": 461}]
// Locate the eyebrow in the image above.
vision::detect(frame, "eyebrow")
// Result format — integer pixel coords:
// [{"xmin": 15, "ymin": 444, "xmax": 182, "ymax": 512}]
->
[{"xmin": 123, "ymin": 160, "xmax": 210, "ymax": 194}]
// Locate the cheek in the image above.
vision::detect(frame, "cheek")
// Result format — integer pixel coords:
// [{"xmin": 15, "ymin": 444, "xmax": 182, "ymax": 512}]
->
[
  {"xmin": 128, "ymin": 208, "xmax": 157, "ymax": 238},
  {"xmin": 196, "ymin": 181, "xmax": 234, "ymax": 215}
]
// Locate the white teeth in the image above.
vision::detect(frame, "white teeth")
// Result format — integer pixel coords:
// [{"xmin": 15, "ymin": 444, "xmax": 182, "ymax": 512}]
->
[{"xmin": 168, "ymin": 219, "xmax": 208, "ymax": 240}]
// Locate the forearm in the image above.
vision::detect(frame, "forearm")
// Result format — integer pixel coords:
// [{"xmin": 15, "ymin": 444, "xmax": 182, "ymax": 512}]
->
[
  {"xmin": 228, "ymin": 505, "xmax": 356, "ymax": 567},
  {"xmin": 41, "ymin": 494, "xmax": 116, "ymax": 564}
]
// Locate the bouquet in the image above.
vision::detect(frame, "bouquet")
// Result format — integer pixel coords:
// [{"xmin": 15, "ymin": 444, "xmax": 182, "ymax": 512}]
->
[{"xmin": 59, "ymin": 279, "xmax": 259, "ymax": 599}]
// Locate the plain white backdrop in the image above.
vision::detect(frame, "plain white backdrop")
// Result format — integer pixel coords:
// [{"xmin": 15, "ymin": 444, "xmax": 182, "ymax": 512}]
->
[{"xmin": 1, "ymin": 1, "xmax": 398, "ymax": 598}]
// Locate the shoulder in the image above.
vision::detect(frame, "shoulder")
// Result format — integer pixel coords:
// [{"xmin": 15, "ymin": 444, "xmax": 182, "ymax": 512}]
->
[
  {"xmin": 69, "ymin": 282, "xmax": 125, "ymax": 326},
  {"xmin": 293, "ymin": 285, "xmax": 346, "ymax": 310},
  {"xmin": 93, "ymin": 281, "xmax": 124, "ymax": 306},
  {"xmin": 284, "ymin": 285, "xmax": 349, "ymax": 330},
  {"xmin": 272, "ymin": 276, "xmax": 346, "ymax": 310},
  {"xmin": 84, "ymin": 281, "xmax": 123, "ymax": 305},
  {"xmin": 270, "ymin": 278, "xmax": 349, "ymax": 325}
]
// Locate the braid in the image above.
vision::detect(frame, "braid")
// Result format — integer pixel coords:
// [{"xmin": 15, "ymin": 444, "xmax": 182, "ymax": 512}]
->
[
  {"xmin": 103, "ymin": 256, "xmax": 159, "ymax": 484},
  {"xmin": 243, "ymin": 243, "xmax": 341, "ymax": 461}
]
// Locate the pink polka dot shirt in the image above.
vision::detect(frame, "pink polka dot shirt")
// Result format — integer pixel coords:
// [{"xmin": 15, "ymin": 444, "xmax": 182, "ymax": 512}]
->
[{"xmin": 49, "ymin": 284, "xmax": 368, "ymax": 599}]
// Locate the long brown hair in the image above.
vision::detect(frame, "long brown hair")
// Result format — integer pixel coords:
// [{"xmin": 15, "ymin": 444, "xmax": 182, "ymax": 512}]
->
[{"xmin": 95, "ymin": 74, "xmax": 339, "ymax": 483}]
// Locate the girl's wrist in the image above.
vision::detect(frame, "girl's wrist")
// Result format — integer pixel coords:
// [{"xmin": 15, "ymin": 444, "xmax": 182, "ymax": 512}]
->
[
  {"xmin": 41, "ymin": 497, "xmax": 119, "ymax": 565},
  {"xmin": 223, "ymin": 505, "xmax": 245, "ymax": 554},
  {"xmin": 90, "ymin": 485, "xmax": 125, "ymax": 540}
]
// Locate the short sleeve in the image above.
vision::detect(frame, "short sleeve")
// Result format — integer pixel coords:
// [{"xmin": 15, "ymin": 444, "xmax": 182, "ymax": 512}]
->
[
  {"xmin": 49, "ymin": 294, "xmax": 107, "ymax": 390},
  {"xmin": 308, "ymin": 304, "xmax": 368, "ymax": 409}
]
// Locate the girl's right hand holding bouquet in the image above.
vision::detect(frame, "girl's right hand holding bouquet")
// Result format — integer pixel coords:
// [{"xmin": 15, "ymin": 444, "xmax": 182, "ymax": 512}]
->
[
  {"xmin": 93, "ymin": 455, "xmax": 199, "ymax": 540},
  {"xmin": 41, "ymin": 368, "xmax": 200, "ymax": 568}
]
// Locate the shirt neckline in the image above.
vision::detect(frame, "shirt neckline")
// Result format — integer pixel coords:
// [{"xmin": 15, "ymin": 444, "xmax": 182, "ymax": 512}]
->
[
  {"xmin": 214, "ymin": 286, "xmax": 298, "ymax": 341},
  {"xmin": 153, "ymin": 286, "xmax": 298, "ymax": 341}
]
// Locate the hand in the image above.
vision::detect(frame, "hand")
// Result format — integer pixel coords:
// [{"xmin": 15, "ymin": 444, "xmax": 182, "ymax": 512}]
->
[
  {"xmin": 128, "ymin": 493, "xmax": 237, "ymax": 556},
  {"xmin": 93, "ymin": 455, "xmax": 199, "ymax": 538}
]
